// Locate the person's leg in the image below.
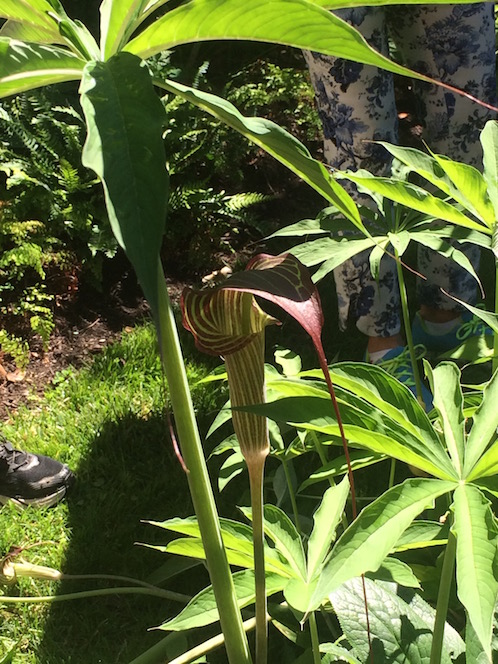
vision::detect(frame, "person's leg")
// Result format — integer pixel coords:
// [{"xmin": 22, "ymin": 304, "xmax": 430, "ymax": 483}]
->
[
  {"xmin": 389, "ymin": 4, "xmax": 496, "ymax": 333},
  {"xmin": 0, "ymin": 435, "xmax": 74, "ymax": 508},
  {"xmin": 304, "ymin": 8, "xmax": 403, "ymax": 354}
]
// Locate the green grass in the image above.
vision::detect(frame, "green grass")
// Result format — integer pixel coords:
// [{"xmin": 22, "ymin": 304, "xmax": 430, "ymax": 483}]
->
[{"xmin": 0, "ymin": 321, "xmax": 227, "ymax": 664}]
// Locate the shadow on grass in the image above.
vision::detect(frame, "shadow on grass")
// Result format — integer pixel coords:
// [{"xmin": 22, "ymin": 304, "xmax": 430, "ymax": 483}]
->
[{"xmin": 38, "ymin": 412, "xmax": 210, "ymax": 664}]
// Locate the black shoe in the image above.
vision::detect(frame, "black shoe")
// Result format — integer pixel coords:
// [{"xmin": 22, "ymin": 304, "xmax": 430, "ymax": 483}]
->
[{"xmin": 0, "ymin": 439, "xmax": 74, "ymax": 508}]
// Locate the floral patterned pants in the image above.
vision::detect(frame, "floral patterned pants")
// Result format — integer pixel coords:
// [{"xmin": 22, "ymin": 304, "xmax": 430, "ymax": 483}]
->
[{"xmin": 305, "ymin": 4, "xmax": 496, "ymax": 337}]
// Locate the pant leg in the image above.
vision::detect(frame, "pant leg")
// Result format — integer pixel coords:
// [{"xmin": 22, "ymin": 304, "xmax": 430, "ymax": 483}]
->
[
  {"xmin": 388, "ymin": 4, "xmax": 497, "ymax": 310},
  {"xmin": 305, "ymin": 8, "xmax": 402, "ymax": 337}
]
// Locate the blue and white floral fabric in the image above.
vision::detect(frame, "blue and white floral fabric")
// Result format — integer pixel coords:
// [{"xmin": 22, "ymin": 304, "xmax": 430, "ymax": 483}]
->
[{"xmin": 305, "ymin": 4, "xmax": 496, "ymax": 337}]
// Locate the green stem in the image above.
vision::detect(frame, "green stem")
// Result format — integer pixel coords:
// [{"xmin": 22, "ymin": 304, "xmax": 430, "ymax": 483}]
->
[
  {"xmin": 0, "ymin": 587, "xmax": 174, "ymax": 603},
  {"xmin": 309, "ymin": 612, "xmax": 322, "ymax": 664},
  {"xmin": 395, "ymin": 247, "xmax": 425, "ymax": 408},
  {"xmin": 247, "ymin": 451, "xmax": 268, "ymax": 664},
  {"xmin": 494, "ymin": 258, "xmax": 498, "ymax": 375},
  {"xmin": 388, "ymin": 458, "xmax": 396, "ymax": 489},
  {"xmin": 430, "ymin": 529, "xmax": 457, "ymax": 664},
  {"xmin": 156, "ymin": 265, "xmax": 252, "ymax": 664},
  {"xmin": 281, "ymin": 456, "xmax": 301, "ymax": 533}
]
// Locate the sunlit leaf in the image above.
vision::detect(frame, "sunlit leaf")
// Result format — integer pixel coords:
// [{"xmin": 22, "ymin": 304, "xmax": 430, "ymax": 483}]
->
[
  {"xmin": 0, "ymin": 38, "xmax": 85, "ymax": 97},
  {"xmin": 158, "ymin": 569, "xmax": 286, "ymax": 631},
  {"xmin": 465, "ymin": 368, "xmax": 498, "ymax": 479},
  {"xmin": 452, "ymin": 484, "xmax": 498, "ymax": 660},
  {"xmin": 310, "ymin": 478, "xmax": 455, "ymax": 608}
]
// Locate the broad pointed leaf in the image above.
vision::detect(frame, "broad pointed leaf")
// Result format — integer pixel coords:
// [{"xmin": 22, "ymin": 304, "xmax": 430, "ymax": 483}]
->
[
  {"xmin": 452, "ymin": 484, "xmax": 498, "ymax": 660},
  {"xmin": 155, "ymin": 79, "xmax": 363, "ymax": 229},
  {"xmin": 411, "ymin": 233, "xmax": 482, "ymax": 289},
  {"xmin": 307, "ymin": 475, "xmax": 350, "ymax": 580},
  {"xmin": 80, "ymin": 53, "xmax": 168, "ymax": 316},
  {"xmin": 100, "ymin": 0, "xmax": 150, "ymax": 59},
  {"xmin": 310, "ymin": 479, "xmax": 455, "ymax": 609},
  {"xmin": 126, "ymin": 0, "xmax": 447, "ymax": 88},
  {"xmin": 425, "ymin": 363, "xmax": 465, "ymax": 477},
  {"xmin": 0, "ymin": 39, "xmax": 85, "ymax": 97},
  {"xmin": 158, "ymin": 569, "xmax": 286, "ymax": 631},
  {"xmin": 465, "ymin": 368, "xmax": 498, "ymax": 478}
]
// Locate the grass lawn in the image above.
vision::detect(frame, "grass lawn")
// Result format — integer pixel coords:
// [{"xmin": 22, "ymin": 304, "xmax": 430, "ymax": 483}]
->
[{"xmin": 0, "ymin": 321, "xmax": 227, "ymax": 663}]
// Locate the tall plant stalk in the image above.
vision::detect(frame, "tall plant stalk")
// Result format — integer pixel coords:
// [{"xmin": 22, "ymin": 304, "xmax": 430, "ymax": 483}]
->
[
  {"xmin": 247, "ymin": 451, "xmax": 269, "ymax": 664},
  {"xmin": 394, "ymin": 247, "xmax": 425, "ymax": 407},
  {"xmin": 155, "ymin": 265, "xmax": 252, "ymax": 664},
  {"xmin": 430, "ymin": 529, "xmax": 457, "ymax": 664},
  {"xmin": 494, "ymin": 259, "xmax": 498, "ymax": 374}
]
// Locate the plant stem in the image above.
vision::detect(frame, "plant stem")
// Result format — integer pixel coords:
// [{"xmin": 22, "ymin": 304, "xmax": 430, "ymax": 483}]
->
[
  {"xmin": 247, "ymin": 451, "xmax": 268, "ymax": 664},
  {"xmin": 430, "ymin": 529, "xmax": 457, "ymax": 664},
  {"xmin": 281, "ymin": 456, "xmax": 301, "ymax": 533},
  {"xmin": 395, "ymin": 247, "xmax": 425, "ymax": 408},
  {"xmin": 309, "ymin": 611, "xmax": 322, "ymax": 664},
  {"xmin": 388, "ymin": 458, "xmax": 396, "ymax": 489},
  {"xmin": 494, "ymin": 257, "xmax": 498, "ymax": 374},
  {"xmin": 156, "ymin": 265, "xmax": 252, "ymax": 664}
]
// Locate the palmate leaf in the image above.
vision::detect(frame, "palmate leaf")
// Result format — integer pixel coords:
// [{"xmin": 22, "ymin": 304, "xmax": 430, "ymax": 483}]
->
[
  {"xmin": 310, "ymin": 479, "xmax": 456, "ymax": 609},
  {"xmin": 452, "ymin": 484, "xmax": 498, "ymax": 660},
  {"xmin": 337, "ymin": 171, "xmax": 491, "ymax": 235},
  {"xmin": 378, "ymin": 142, "xmax": 495, "ymax": 228},
  {"xmin": 0, "ymin": 39, "xmax": 85, "ymax": 97},
  {"xmin": 155, "ymin": 79, "xmax": 363, "ymax": 230},
  {"xmin": 80, "ymin": 52, "xmax": 168, "ymax": 316}
]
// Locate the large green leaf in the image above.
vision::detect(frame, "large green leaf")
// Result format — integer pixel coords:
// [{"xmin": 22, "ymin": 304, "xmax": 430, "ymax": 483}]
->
[
  {"xmin": 127, "ymin": 0, "xmax": 454, "ymax": 91},
  {"xmin": 0, "ymin": 0, "xmax": 59, "ymax": 29},
  {"xmin": 100, "ymin": 0, "xmax": 150, "ymax": 59},
  {"xmin": 80, "ymin": 52, "xmax": 168, "ymax": 316},
  {"xmin": 155, "ymin": 79, "xmax": 363, "ymax": 230},
  {"xmin": 0, "ymin": 19, "xmax": 64, "ymax": 45},
  {"xmin": 0, "ymin": 38, "xmax": 85, "ymax": 97},
  {"xmin": 426, "ymin": 363, "xmax": 465, "ymax": 478},
  {"xmin": 310, "ymin": 478, "xmax": 455, "ymax": 608},
  {"xmin": 337, "ymin": 171, "xmax": 492, "ymax": 234},
  {"xmin": 158, "ymin": 569, "xmax": 286, "ymax": 631},
  {"xmin": 465, "ymin": 368, "xmax": 498, "ymax": 479},
  {"xmin": 452, "ymin": 484, "xmax": 498, "ymax": 660},
  {"xmin": 330, "ymin": 577, "xmax": 464, "ymax": 663}
]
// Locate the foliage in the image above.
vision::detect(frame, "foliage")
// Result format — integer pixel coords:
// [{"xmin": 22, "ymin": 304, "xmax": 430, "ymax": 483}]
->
[{"xmin": 0, "ymin": 89, "xmax": 114, "ymax": 351}]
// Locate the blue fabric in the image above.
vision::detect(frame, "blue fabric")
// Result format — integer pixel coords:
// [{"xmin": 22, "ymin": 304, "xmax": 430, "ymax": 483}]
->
[{"xmin": 305, "ymin": 4, "xmax": 496, "ymax": 337}]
